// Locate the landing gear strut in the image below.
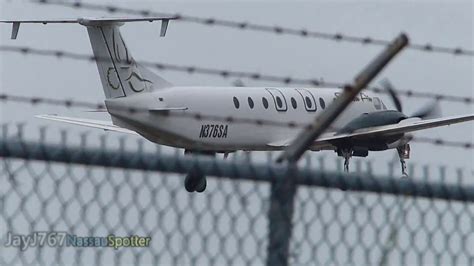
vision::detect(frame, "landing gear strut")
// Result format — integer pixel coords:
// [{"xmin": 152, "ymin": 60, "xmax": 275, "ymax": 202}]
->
[
  {"xmin": 341, "ymin": 148, "xmax": 353, "ymax": 173},
  {"xmin": 396, "ymin": 144, "xmax": 410, "ymax": 177},
  {"xmin": 183, "ymin": 150, "xmax": 214, "ymax": 193}
]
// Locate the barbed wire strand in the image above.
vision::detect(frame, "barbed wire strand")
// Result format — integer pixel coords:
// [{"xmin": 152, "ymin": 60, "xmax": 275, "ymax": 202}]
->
[
  {"xmin": 0, "ymin": 93, "xmax": 321, "ymax": 130},
  {"xmin": 1, "ymin": 45, "xmax": 472, "ymax": 105},
  {"xmin": 1, "ymin": 93, "xmax": 472, "ymax": 150},
  {"xmin": 32, "ymin": 0, "xmax": 474, "ymax": 57}
]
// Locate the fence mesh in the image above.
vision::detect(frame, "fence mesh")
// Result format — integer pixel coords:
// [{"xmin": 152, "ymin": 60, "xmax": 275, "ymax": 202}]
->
[{"xmin": 1, "ymin": 126, "xmax": 473, "ymax": 265}]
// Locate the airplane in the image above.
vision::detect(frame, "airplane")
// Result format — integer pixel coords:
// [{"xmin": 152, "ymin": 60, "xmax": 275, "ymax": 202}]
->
[{"xmin": 2, "ymin": 17, "xmax": 473, "ymax": 193}]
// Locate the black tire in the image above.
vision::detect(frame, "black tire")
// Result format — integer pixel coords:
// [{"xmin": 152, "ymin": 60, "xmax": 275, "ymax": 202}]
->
[
  {"xmin": 184, "ymin": 175, "xmax": 196, "ymax": 192},
  {"xmin": 195, "ymin": 177, "xmax": 207, "ymax": 193}
]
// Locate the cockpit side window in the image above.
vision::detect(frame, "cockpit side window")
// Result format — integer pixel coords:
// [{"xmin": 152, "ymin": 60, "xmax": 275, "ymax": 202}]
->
[{"xmin": 373, "ymin": 97, "xmax": 382, "ymax": 110}]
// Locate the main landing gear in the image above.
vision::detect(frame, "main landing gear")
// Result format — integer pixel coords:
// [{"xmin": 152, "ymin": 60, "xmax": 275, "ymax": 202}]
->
[
  {"xmin": 183, "ymin": 150, "xmax": 215, "ymax": 193},
  {"xmin": 337, "ymin": 144, "xmax": 411, "ymax": 177},
  {"xmin": 337, "ymin": 147, "xmax": 367, "ymax": 173},
  {"xmin": 184, "ymin": 170, "xmax": 207, "ymax": 193},
  {"xmin": 396, "ymin": 144, "xmax": 410, "ymax": 177},
  {"xmin": 341, "ymin": 148, "xmax": 353, "ymax": 173}
]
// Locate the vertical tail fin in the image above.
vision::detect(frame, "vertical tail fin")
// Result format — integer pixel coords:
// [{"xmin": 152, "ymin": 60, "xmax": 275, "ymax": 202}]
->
[
  {"xmin": 1, "ymin": 17, "xmax": 175, "ymax": 99},
  {"xmin": 86, "ymin": 23, "xmax": 172, "ymax": 98}
]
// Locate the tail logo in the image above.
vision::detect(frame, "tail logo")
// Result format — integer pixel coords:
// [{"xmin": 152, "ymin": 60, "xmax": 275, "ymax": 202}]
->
[
  {"xmin": 125, "ymin": 72, "xmax": 152, "ymax": 92},
  {"xmin": 106, "ymin": 67, "xmax": 121, "ymax": 90},
  {"xmin": 112, "ymin": 30, "xmax": 132, "ymax": 64},
  {"xmin": 108, "ymin": 30, "xmax": 152, "ymax": 93}
]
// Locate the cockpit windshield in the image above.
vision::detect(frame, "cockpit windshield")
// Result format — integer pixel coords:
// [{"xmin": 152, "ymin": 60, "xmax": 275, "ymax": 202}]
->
[{"xmin": 373, "ymin": 97, "xmax": 388, "ymax": 110}]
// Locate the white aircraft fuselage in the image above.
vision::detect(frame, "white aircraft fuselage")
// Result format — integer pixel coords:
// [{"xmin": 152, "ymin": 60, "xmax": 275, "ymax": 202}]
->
[{"xmin": 106, "ymin": 87, "xmax": 387, "ymax": 151}]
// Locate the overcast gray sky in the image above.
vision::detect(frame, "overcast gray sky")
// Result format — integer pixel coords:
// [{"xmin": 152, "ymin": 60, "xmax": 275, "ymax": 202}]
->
[{"xmin": 0, "ymin": 0, "xmax": 472, "ymax": 170}]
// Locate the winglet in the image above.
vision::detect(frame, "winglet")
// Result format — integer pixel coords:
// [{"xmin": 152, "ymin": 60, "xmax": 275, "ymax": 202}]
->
[
  {"xmin": 160, "ymin": 19, "xmax": 169, "ymax": 37},
  {"xmin": 11, "ymin": 22, "xmax": 20, "ymax": 39}
]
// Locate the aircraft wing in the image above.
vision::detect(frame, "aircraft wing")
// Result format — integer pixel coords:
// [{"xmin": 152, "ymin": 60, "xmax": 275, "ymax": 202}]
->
[
  {"xmin": 268, "ymin": 114, "xmax": 474, "ymax": 149},
  {"xmin": 317, "ymin": 114, "xmax": 474, "ymax": 142},
  {"xmin": 267, "ymin": 132, "xmax": 337, "ymax": 151},
  {"xmin": 36, "ymin": 115, "xmax": 137, "ymax": 135}
]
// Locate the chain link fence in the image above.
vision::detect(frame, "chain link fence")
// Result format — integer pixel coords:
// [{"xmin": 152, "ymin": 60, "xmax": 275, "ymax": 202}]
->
[{"xmin": 1, "ymin": 126, "xmax": 473, "ymax": 265}]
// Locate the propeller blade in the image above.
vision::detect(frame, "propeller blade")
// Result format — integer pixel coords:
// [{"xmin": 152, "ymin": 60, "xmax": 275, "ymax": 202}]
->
[
  {"xmin": 380, "ymin": 79, "xmax": 403, "ymax": 112},
  {"xmin": 410, "ymin": 101, "xmax": 441, "ymax": 119},
  {"xmin": 233, "ymin": 79, "xmax": 245, "ymax": 87}
]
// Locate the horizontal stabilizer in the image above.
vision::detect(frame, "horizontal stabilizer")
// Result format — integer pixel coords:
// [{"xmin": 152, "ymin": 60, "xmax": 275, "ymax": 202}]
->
[
  {"xmin": 0, "ymin": 16, "xmax": 177, "ymax": 39},
  {"xmin": 36, "ymin": 114, "xmax": 137, "ymax": 135}
]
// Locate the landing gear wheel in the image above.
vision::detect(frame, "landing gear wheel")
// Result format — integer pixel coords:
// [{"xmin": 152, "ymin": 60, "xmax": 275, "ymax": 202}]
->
[
  {"xmin": 195, "ymin": 177, "xmax": 207, "ymax": 193},
  {"xmin": 184, "ymin": 175, "xmax": 196, "ymax": 192},
  {"xmin": 184, "ymin": 172, "xmax": 207, "ymax": 193}
]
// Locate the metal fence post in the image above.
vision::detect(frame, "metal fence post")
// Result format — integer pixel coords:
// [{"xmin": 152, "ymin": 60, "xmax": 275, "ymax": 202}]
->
[{"xmin": 266, "ymin": 166, "xmax": 297, "ymax": 266}]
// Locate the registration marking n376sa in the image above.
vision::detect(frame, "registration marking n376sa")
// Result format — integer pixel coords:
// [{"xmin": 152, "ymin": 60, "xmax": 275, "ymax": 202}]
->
[{"xmin": 199, "ymin": 124, "xmax": 228, "ymax": 138}]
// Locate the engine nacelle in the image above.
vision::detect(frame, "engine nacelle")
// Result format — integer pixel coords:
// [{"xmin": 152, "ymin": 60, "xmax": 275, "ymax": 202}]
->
[
  {"xmin": 332, "ymin": 110, "xmax": 408, "ymax": 152},
  {"xmin": 338, "ymin": 110, "xmax": 407, "ymax": 134}
]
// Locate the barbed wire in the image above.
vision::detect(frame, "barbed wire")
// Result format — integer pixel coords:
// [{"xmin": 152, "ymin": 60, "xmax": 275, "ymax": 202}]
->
[
  {"xmin": 0, "ymin": 45, "xmax": 336, "ymax": 87},
  {"xmin": 32, "ymin": 0, "xmax": 474, "ymax": 57},
  {"xmin": 412, "ymin": 136, "xmax": 473, "ymax": 149},
  {"xmin": 1, "ymin": 45, "xmax": 473, "ymax": 104},
  {"xmin": 0, "ymin": 93, "xmax": 319, "ymax": 130},
  {"xmin": 1, "ymin": 93, "xmax": 472, "ymax": 150}
]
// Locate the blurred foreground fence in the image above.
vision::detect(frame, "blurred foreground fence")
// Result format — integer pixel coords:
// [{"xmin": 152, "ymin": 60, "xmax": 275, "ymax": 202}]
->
[{"xmin": 1, "ymin": 128, "xmax": 474, "ymax": 265}]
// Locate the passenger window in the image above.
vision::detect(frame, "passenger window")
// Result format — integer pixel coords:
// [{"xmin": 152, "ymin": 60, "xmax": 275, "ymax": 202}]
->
[
  {"xmin": 291, "ymin": 97, "xmax": 297, "ymax": 109},
  {"xmin": 319, "ymin": 98, "xmax": 326, "ymax": 109},
  {"xmin": 248, "ymin": 97, "xmax": 254, "ymax": 109},
  {"xmin": 262, "ymin": 97, "xmax": 269, "ymax": 109},
  {"xmin": 233, "ymin": 97, "xmax": 240, "ymax": 109},
  {"xmin": 296, "ymin": 89, "xmax": 317, "ymax": 112},
  {"xmin": 305, "ymin": 97, "xmax": 312, "ymax": 108},
  {"xmin": 276, "ymin": 97, "xmax": 283, "ymax": 108}
]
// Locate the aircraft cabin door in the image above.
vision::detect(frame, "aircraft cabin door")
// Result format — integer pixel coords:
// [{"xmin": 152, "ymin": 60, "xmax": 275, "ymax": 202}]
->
[
  {"xmin": 295, "ymin": 89, "xmax": 317, "ymax": 112},
  {"xmin": 265, "ymin": 88, "xmax": 288, "ymax": 112}
]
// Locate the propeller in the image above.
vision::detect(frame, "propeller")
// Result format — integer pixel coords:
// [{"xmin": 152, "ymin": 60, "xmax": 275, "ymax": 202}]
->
[
  {"xmin": 410, "ymin": 100, "xmax": 441, "ymax": 119},
  {"xmin": 233, "ymin": 79, "xmax": 245, "ymax": 87},
  {"xmin": 381, "ymin": 79, "xmax": 403, "ymax": 112},
  {"xmin": 379, "ymin": 79, "xmax": 442, "ymax": 178},
  {"xmin": 380, "ymin": 79, "xmax": 441, "ymax": 119}
]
